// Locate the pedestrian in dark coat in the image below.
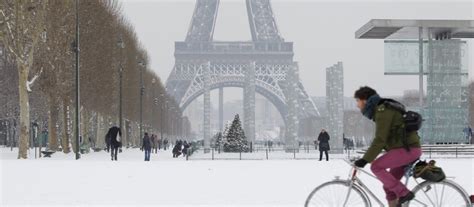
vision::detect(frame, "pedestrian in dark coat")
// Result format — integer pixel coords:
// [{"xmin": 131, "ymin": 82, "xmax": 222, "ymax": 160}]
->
[
  {"xmin": 172, "ymin": 141, "xmax": 182, "ymax": 158},
  {"xmin": 318, "ymin": 129, "xmax": 330, "ymax": 161},
  {"xmin": 163, "ymin": 138, "xmax": 169, "ymax": 150},
  {"xmin": 182, "ymin": 141, "xmax": 190, "ymax": 156},
  {"xmin": 142, "ymin": 132, "xmax": 152, "ymax": 161},
  {"xmin": 107, "ymin": 126, "xmax": 122, "ymax": 161}
]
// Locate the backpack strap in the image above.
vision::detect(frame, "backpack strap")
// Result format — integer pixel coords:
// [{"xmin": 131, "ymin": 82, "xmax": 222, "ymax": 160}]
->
[{"xmin": 379, "ymin": 98, "xmax": 407, "ymax": 114}]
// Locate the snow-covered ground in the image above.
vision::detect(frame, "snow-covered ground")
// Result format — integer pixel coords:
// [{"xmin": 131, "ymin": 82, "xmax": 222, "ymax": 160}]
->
[{"xmin": 1, "ymin": 148, "xmax": 473, "ymax": 206}]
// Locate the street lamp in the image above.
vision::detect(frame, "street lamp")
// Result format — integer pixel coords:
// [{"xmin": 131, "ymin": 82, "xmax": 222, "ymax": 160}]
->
[
  {"xmin": 117, "ymin": 35, "xmax": 124, "ymax": 136},
  {"xmin": 152, "ymin": 78, "xmax": 156, "ymax": 132},
  {"xmin": 160, "ymin": 96, "xmax": 166, "ymax": 142},
  {"xmin": 138, "ymin": 60, "xmax": 146, "ymax": 142},
  {"xmin": 169, "ymin": 106, "xmax": 175, "ymax": 141},
  {"xmin": 74, "ymin": 0, "xmax": 81, "ymax": 160}
]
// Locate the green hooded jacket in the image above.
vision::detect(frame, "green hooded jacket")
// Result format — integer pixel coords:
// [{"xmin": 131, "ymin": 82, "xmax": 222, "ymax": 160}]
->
[{"xmin": 363, "ymin": 103, "xmax": 421, "ymax": 162}]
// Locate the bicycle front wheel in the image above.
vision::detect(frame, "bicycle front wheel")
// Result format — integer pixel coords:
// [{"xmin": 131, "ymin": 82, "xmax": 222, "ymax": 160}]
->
[
  {"xmin": 305, "ymin": 179, "xmax": 371, "ymax": 207},
  {"xmin": 408, "ymin": 179, "xmax": 471, "ymax": 207}
]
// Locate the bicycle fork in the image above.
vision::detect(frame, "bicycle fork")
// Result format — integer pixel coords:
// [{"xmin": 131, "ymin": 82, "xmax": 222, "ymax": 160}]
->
[{"xmin": 342, "ymin": 169, "xmax": 359, "ymax": 207}]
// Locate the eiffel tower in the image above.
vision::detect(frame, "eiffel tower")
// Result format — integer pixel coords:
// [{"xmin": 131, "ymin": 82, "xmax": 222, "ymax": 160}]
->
[{"xmin": 165, "ymin": 0, "xmax": 320, "ymax": 150}]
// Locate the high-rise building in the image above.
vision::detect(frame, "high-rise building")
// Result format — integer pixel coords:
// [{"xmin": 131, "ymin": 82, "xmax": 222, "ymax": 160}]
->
[{"xmin": 326, "ymin": 62, "xmax": 344, "ymax": 151}]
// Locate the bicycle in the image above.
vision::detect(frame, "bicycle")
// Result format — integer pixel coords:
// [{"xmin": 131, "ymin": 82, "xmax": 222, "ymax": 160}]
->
[{"xmin": 305, "ymin": 158, "xmax": 472, "ymax": 207}]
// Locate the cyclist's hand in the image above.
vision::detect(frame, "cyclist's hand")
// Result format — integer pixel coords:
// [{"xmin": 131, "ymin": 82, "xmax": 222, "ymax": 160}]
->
[{"xmin": 354, "ymin": 159, "xmax": 368, "ymax": 168}]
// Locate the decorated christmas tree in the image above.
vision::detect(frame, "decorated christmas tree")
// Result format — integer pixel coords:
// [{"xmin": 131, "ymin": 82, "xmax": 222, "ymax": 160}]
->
[{"xmin": 223, "ymin": 114, "xmax": 249, "ymax": 152}]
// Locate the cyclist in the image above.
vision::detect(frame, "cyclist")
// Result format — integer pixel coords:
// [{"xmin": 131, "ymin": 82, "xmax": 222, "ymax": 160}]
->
[{"xmin": 352, "ymin": 86, "xmax": 421, "ymax": 207}]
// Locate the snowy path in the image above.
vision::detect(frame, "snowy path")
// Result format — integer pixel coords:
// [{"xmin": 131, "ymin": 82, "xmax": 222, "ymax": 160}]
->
[{"xmin": 1, "ymin": 148, "xmax": 473, "ymax": 206}]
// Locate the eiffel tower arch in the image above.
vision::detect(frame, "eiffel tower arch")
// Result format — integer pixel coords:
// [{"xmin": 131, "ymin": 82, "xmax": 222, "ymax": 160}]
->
[{"xmin": 165, "ymin": 0, "xmax": 320, "ymax": 150}]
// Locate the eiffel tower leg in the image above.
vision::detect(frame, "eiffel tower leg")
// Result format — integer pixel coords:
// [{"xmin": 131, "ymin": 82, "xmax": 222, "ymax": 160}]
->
[
  {"xmin": 244, "ymin": 61, "xmax": 256, "ymax": 148},
  {"xmin": 203, "ymin": 61, "xmax": 211, "ymax": 152},
  {"xmin": 219, "ymin": 87, "xmax": 224, "ymax": 132},
  {"xmin": 285, "ymin": 63, "xmax": 299, "ymax": 152}
]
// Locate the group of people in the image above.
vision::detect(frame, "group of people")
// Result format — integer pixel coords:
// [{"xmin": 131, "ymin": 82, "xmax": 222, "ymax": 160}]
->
[
  {"xmin": 142, "ymin": 133, "xmax": 192, "ymax": 161},
  {"xmin": 141, "ymin": 134, "xmax": 171, "ymax": 152},
  {"xmin": 172, "ymin": 140, "xmax": 191, "ymax": 158},
  {"xmin": 104, "ymin": 127, "xmax": 188, "ymax": 161}
]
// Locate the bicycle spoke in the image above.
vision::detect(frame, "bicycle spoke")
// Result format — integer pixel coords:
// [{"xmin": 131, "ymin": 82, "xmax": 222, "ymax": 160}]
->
[
  {"xmin": 439, "ymin": 182, "xmax": 445, "ymax": 206},
  {"xmin": 433, "ymin": 182, "xmax": 439, "ymax": 206},
  {"xmin": 419, "ymin": 184, "xmax": 437, "ymax": 206},
  {"xmin": 410, "ymin": 198, "xmax": 429, "ymax": 207}
]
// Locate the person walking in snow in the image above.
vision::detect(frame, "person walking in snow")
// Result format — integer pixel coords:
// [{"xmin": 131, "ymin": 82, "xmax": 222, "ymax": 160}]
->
[
  {"xmin": 142, "ymin": 132, "xmax": 152, "ymax": 161},
  {"xmin": 182, "ymin": 141, "xmax": 190, "ymax": 156},
  {"xmin": 107, "ymin": 126, "xmax": 122, "ymax": 161},
  {"xmin": 163, "ymin": 138, "xmax": 169, "ymax": 150},
  {"xmin": 172, "ymin": 140, "xmax": 182, "ymax": 158}
]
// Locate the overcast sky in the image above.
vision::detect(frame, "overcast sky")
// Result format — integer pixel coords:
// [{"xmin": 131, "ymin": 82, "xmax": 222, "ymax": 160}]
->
[{"xmin": 121, "ymin": 0, "xmax": 473, "ymax": 100}]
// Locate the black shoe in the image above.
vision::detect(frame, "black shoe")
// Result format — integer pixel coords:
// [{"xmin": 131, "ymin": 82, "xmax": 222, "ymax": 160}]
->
[{"xmin": 398, "ymin": 191, "xmax": 414, "ymax": 205}]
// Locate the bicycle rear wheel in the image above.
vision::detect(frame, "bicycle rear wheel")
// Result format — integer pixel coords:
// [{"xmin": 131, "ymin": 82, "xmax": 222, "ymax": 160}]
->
[
  {"xmin": 408, "ymin": 179, "xmax": 471, "ymax": 207},
  {"xmin": 305, "ymin": 179, "xmax": 371, "ymax": 207}
]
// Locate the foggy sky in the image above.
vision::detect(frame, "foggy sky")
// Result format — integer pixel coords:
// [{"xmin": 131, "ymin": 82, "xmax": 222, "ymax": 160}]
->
[{"xmin": 121, "ymin": 0, "xmax": 473, "ymax": 100}]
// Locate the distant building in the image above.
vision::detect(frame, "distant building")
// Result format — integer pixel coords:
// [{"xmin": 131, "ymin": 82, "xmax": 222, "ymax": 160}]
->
[{"xmin": 326, "ymin": 62, "xmax": 344, "ymax": 151}]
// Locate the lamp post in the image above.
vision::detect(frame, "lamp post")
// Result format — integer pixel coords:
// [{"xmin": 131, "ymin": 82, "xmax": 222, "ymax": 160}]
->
[
  {"xmin": 152, "ymin": 78, "xmax": 156, "ymax": 132},
  {"xmin": 138, "ymin": 61, "xmax": 146, "ymax": 142},
  {"xmin": 161, "ymin": 97, "xmax": 166, "ymax": 141},
  {"xmin": 74, "ymin": 0, "xmax": 81, "ymax": 160},
  {"xmin": 169, "ymin": 106, "xmax": 175, "ymax": 141},
  {"xmin": 117, "ymin": 36, "xmax": 124, "ymax": 134}
]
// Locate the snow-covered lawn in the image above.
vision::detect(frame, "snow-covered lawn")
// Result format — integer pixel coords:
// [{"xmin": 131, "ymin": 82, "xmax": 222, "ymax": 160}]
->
[{"xmin": 1, "ymin": 148, "xmax": 473, "ymax": 206}]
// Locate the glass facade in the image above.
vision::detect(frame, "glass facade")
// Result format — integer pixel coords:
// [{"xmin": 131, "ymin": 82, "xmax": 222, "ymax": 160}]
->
[
  {"xmin": 423, "ymin": 40, "xmax": 469, "ymax": 144},
  {"xmin": 326, "ymin": 62, "xmax": 344, "ymax": 150},
  {"xmin": 384, "ymin": 40, "xmax": 468, "ymax": 75},
  {"xmin": 384, "ymin": 40, "xmax": 469, "ymax": 144}
]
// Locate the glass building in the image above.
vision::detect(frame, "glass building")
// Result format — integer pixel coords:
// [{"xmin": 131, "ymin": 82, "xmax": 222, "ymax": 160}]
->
[{"xmin": 326, "ymin": 62, "xmax": 344, "ymax": 150}]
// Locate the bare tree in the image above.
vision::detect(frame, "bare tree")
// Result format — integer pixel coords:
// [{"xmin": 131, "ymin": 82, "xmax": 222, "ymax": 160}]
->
[{"xmin": 2, "ymin": 0, "xmax": 48, "ymax": 158}]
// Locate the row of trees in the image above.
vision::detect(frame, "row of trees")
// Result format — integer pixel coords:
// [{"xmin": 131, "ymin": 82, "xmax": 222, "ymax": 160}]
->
[{"xmin": 0, "ymin": 0, "xmax": 189, "ymax": 159}]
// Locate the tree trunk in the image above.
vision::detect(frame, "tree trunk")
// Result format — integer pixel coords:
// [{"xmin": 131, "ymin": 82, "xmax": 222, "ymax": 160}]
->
[
  {"xmin": 71, "ymin": 106, "xmax": 78, "ymax": 154},
  {"xmin": 48, "ymin": 96, "xmax": 59, "ymax": 151},
  {"xmin": 82, "ymin": 108, "xmax": 89, "ymax": 153},
  {"xmin": 96, "ymin": 113, "xmax": 104, "ymax": 148},
  {"xmin": 18, "ymin": 63, "xmax": 30, "ymax": 159},
  {"xmin": 61, "ymin": 100, "xmax": 70, "ymax": 153}
]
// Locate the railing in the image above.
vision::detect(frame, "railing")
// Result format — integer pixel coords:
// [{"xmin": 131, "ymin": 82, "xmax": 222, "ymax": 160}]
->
[
  {"xmin": 175, "ymin": 41, "xmax": 294, "ymax": 54},
  {"xmin": 356, "ymin": 144, "xmax": 474, "ymax": 159},
  {"xmin": 185, "ymin": 144, "xmax": 474, "ymax": 161},
  {"xmin": 186, "ymin": 145, "xmax": 355, "ymax": 161}
]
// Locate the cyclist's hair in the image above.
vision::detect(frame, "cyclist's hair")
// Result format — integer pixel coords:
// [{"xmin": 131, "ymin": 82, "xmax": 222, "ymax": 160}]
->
[{"xmin": 354, "ymin": 86, "xmax": 377, "ymax": 100}]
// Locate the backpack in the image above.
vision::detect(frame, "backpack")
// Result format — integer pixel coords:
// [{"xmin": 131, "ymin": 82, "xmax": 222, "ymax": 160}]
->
[
  {"xmin": 379, "ymin": 98, "xmax": 423, "ymax": 150},
  {"xmin": 379, "ymin": 98, "xmax": 423, "ymax": 133}
]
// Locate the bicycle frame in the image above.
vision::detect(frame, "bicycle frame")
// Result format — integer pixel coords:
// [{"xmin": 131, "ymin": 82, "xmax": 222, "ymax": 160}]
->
[{"xmin": 341, "ymin": 159, "xmax": 423, "ymax": 207}]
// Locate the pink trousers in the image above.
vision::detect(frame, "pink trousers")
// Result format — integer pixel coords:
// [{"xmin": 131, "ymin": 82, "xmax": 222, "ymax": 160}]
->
[{"xmin": 370, "ymin": 147, "xmax": 422, "ymax": 201}]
